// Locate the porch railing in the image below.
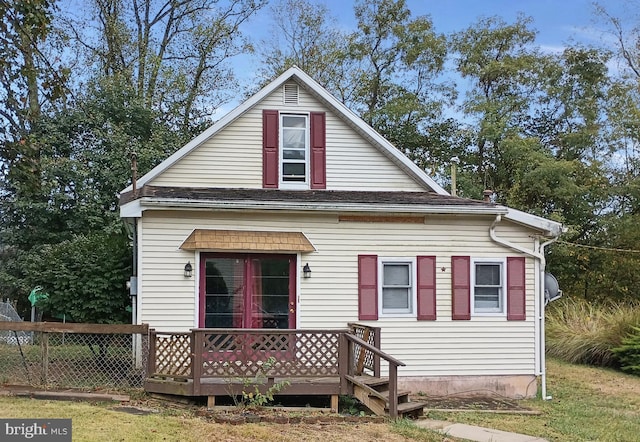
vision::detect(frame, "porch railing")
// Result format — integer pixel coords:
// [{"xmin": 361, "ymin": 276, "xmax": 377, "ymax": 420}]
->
[
  {"xmin": 348, "ymin": 323, "xmax": 381, "ymax": 376},
  {"xmin": 148, "ymin": 324, "xmax": 406, "ymax": 417},
  {"xmin": 149, "ymin": 329, "xmax": 352, "ymax": 376},
  {"xmin": 147, "ymin": 331, "xmax": 192, "ymax": 379}
]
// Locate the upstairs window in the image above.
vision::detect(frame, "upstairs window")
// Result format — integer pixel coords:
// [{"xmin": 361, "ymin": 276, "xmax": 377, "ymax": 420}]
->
[
  {"xmin": 280, "ymin": 114, "xmax": 308, "ymax": 187},
  {"xmin": 263, "ymin": 109, "xmax": 325, "ymax": 190}
]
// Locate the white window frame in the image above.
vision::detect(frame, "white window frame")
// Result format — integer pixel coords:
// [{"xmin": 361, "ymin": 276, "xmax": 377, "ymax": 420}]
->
[
  {"xmin": 279, "ymin": 112, "xmax": 309, "ymax": 189},
  {"xmin": 471, "ymin": 257, "xmax": 507, "ymax": 316},
  {"xmin": 378, "ymin": 257, "xmax": 417, "ymax": 318}
]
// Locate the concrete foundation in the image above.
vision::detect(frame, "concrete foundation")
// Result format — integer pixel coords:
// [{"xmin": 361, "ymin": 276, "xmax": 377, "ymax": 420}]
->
[{"xmin": 398, "ymin": 375, "xmax": 539, "ymax": 399}]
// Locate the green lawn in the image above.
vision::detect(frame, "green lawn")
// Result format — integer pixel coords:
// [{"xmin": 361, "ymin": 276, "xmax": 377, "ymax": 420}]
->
[
  {"xmin": 426, "ymin": 358, "xmax": 640, "ymax": 441},
  {"xmin": 0, "ymin": 358, "xmax": 638, "ymax": 441}
]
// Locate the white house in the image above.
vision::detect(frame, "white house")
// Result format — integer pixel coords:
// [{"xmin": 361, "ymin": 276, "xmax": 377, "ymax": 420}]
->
[{"xmin": 119, "ymin": 66, "xmax": 563, "ymax": 399}]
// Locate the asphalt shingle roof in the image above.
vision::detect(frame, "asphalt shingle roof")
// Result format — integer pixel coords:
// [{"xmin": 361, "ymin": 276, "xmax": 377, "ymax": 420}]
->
[{"xmin": 120, "ymin": 185, "xmax": 495, "ymax": 208}]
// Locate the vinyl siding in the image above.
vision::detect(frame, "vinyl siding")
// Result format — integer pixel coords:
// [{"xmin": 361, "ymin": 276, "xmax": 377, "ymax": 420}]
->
[
  {"xmin": 149, "ymin": 81, "xmax": 425, "ymax": 191},
  {"xmin": 138, "ymin": 210, "xmax": 540, "ymax": 376}
]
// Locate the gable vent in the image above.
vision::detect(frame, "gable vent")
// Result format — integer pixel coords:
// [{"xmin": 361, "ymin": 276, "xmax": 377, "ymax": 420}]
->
[{"xmin": 283, "ymin": 83, "xmax": 299, "ymax": 105}]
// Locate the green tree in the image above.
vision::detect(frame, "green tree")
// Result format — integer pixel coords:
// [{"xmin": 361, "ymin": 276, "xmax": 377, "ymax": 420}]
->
[
  {"xmin": 20, "ymin": 233, "xmax": 132, "ymax": 324},
  {"xmin": 450, "ymin": 15, "xmax": 549, "ymax": 199},
  {"xmin": 348, "ymin": 0, "xmax": 449, "ymax": 125},
  {"xmin": 0, "ymin": 79, "xmax": 185, "ymax": 321},
  {"xmin": 451, "ymin": 17, "xmax": 611, "ymax": 215}
]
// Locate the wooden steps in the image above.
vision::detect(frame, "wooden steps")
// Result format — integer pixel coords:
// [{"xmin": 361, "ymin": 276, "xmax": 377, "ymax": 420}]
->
[{"xmin": 345, "ymin": 375, "xmax": 425, "ymax": 419}]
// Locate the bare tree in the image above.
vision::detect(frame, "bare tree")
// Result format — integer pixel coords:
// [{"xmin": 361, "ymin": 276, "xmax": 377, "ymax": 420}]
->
[
  {"xmin": 62, "ymin": 0, "xmax": 266, "ymax": 131},
  {"xmin": 0, "ymin": 0, "xmax": 73, "ymax": 198},
  {"xmin": 594, "ymin": 1, "xmax": 640, "ymax": 80}
]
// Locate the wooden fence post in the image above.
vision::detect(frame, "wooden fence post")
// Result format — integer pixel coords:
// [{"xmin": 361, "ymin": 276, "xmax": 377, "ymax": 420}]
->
[
  {"xmin": 41, "ymin": 332, "xmax": 49, "ymax": 386},
  {"xmin": 338, "ymin": 332, "xmax": 349, "ymax": 395},
  {"xmin": 191, "ymin": 329, "xmax": 201, "ymax": 396},
  {"xmin": 388, "ymin": 363, "xmax": 398, "ymax": 419},
  {"xmin": 147, "ymin": 329, "xmax": 156, "ymax": 376}
]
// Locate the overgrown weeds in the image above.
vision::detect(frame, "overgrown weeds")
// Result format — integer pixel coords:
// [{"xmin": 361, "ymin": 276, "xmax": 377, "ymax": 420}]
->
[
  {"xmin": 229, "ymin": 357, "xmax": 290, "ymax": 409},
  {"xmin": 546, "ymin": 297, "xmax": 640, "ymax": 367}
]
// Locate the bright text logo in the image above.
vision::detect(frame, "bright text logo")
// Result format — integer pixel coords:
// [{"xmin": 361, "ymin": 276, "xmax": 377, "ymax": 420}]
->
[{"xmin": 0, "ymin": 419, "xmax": 71, "ymax": 441}]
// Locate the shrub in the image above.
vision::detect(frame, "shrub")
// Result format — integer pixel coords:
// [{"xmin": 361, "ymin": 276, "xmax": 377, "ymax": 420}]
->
[
  {"xmin": 231, "ymin": 357, "xmax": 290, "ymax": 409},
  {"xmin": 612, "ymin": 326, "xmax": 640, "ymax": 376},
  {"xmin": 546, "ymin": 297, "xmax": 640, "ymax": 367}
]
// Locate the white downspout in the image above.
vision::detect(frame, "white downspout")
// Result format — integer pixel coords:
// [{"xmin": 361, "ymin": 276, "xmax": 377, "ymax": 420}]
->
[{"xmin": 489, "ymin": 215, "xmax": 558, "ymax": 400}]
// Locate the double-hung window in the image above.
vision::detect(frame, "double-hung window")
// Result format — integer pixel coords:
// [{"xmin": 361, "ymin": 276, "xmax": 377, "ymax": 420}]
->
[
  {"xmin": 280, "ymin": 113, "xmax": 308, "ymax": 187},
  {"xmin": 379, "ymin": 258, "xmax": 416, "ymax": 317},
  {"xmin": 472, "ymin": 258, "xmax": 506, "ymax": 314}
]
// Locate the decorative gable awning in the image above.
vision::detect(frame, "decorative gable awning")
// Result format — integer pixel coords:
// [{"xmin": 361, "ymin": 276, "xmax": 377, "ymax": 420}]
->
[{"xmin": 180, "ymin": 229, "xmax": 316, "ymax": 253}]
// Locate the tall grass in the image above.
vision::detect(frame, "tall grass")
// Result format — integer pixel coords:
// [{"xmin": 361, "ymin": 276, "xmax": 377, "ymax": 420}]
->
[{"xmin": 546, "ymin": 297, "xmax": 640, "ymax": 367}]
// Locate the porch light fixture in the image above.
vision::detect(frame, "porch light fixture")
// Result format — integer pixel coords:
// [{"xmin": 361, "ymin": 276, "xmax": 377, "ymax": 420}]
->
[
  {"xmin": 303, "ymin": 263, "xmax": 312, "ymax": 279},
  {"xmin": 184, "ymin": 261, "xmax": 193, "ymax": 278}
]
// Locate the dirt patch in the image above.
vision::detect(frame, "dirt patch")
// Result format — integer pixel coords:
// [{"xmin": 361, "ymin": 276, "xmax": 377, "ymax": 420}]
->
[
  {"xmin": 112, "ymin": 405, "xmax": 158, "ymax": 415},
  {"xmin": 201, "ymin": 410, "xmax": 386, "ymax": 425},
  {"xmin": 1, "ymin": 384, "xmax": 130, "ymax": 403},
  {"xmin": 414, "ymin": 394, "xmax": 534, "ymax": 412}
]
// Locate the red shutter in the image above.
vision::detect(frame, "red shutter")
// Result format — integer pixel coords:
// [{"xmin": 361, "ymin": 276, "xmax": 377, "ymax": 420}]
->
[
  {"xmin": 262, "ymin": 110, "xmax": 279, "ymax": 188},
  {"xmin": 451, "ymin": 256, "xmax": 471, "ymax": 320},
  {"xmin": 310, "ymin": 112, "xmax": 326, "ymax": 189},
  {"xmin": 358, "ymin": 255, "xmax": 378, "ymax": 320},
  {"xmin": 417, "ymin": 256, "xmax": 436, "ymax": 320},
  {"xmin": 507, "ymin": 257, "xmax": 526, "ymax": 320}
]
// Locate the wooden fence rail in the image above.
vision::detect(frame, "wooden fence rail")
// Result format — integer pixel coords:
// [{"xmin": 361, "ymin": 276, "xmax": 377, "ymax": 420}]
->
[
  {"xmin": 0, "ymin": 322, "xmax": 149, "ymax": 334},
  {"xmin": 0, "ymin": 322, "xmax": 149, "ymax": 389}
]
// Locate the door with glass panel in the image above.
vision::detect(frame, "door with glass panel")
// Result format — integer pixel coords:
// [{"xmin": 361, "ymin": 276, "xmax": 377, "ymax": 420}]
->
[{"xmin": 199, "ymin": 254, "xmax": 296, "ymax": 329}]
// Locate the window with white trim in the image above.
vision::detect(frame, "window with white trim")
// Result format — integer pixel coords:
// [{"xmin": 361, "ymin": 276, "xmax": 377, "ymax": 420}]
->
[
  {"xmin": 472, "ymin": 258, "xmax": 506, "ymax": 314},
  {"xmin": 379, "ymin": 258, "xmax": 416, "ymax": 316},
  {"xmin": 280, "ymin": 113, "xmax": 308, "ymax": 188}
]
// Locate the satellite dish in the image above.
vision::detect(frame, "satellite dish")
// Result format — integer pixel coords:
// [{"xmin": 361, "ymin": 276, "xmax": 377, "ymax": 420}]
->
[{"xmin": 544, "ymin": 273, "xmax": 562, "ymax": 305}]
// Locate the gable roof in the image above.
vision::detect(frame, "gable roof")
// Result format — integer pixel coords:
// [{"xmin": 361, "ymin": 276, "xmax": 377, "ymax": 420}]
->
[
  {"xmin": 120, "ymin": 66, "xmax": 448, "ymax": 195},
  {"xmin": 118, "ymin": 67, "xmax": 564, "ymax": 238}
]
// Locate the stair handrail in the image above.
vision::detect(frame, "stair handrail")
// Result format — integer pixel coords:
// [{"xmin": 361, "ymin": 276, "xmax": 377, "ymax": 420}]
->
[{"xmin": 343, "ymin": 332, "xmax": 406, "ymax": 418}]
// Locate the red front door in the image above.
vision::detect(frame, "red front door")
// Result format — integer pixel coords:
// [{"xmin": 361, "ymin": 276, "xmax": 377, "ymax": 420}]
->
[{"xmin": 199, "ymin": 254, "xmax": 296, "ymax": 329}]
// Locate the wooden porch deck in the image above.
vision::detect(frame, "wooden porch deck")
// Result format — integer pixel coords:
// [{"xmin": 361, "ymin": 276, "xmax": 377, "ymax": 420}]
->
[
  {"xmin": 146, "ymin": 375, "xmax": 341, "ymax": 396},
  {"xmin": 145, "ymin": 324, "xmax": 425, "ymax": 418}
]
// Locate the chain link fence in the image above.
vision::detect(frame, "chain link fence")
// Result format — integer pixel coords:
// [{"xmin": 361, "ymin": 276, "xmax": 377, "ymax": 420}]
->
[{"xmin": 0, "ymin": 323, "xmax": 149, "ymax": 389}]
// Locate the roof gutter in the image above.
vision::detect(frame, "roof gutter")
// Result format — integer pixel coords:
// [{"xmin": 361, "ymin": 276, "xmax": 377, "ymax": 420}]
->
[
  {"xmin": 489, "ymin": 214, "xmax": 559, "ymax": 401},
  {"xmin": 124, "ymin": 197, "xmax": 508, "ymax": 216}
]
